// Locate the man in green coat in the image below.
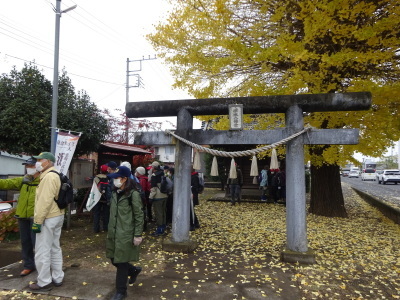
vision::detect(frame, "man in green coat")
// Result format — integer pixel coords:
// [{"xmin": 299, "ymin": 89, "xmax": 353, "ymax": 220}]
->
[
  {"xmin": 0, "ymin": 157, "xmax": 40, "ymax": 276},
  {"xmin": 106, "ymin": 166, "xmax": 144, "ymax": 300}
]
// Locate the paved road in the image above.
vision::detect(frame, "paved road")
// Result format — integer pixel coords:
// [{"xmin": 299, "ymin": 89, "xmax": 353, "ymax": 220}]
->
[{"xmin": 341, "ymin": 176, "xmax": 400, "ymax": 209}]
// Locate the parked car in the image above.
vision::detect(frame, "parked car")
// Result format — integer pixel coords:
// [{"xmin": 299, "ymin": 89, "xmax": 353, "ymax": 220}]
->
[
  {"xmin": 377, "ymin": 169, "xmax": 400, "ymax": 185},
  {"xmin": 376, "ymin": 170, "xmax": 384, "ymax": 181},
  {"xmin": 342, "ymin": 169, "xmax": 350, "ymax": 177},
  {"xmin": 361, "ymin": 169, "xmax": 376, "ymax": 181},
  {"xmin": 348, "ymin": 170, "xmax": 359, "ymax": 178}
]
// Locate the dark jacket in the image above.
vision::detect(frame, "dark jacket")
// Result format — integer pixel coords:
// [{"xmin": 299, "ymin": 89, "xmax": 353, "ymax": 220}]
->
[
  {"xmin": 191, "ymin": 172, "xmax": 200, "ymax": 205},
  {"xmin": 272, "ymin": 171, "xmax": 286, "ymax": 187},
  {"xmin": 227, "ymin": 168, "xmax": 243, "ymax": 186},
  {"xmin": 191, "ymin": 172, "xmax": 200, "ymax": 193},
  {"xmin": 106, "ymin": 184, "xmax": 144, "ymax": 263}
]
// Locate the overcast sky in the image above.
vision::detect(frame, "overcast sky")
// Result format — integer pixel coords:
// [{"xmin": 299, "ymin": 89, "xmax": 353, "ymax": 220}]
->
[
  {"xmin": 0, "ymin": 0, "xmax": 200, "ymax": 127},
  {"xmin": 1, "ymin": 1, "xmax": 398, "ymax": 163}
]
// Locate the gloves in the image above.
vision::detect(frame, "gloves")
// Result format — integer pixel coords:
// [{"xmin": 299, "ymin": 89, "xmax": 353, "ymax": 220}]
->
[
  {"xmin": 32, "ymin": 223, "xmax": 42, "ymax": 233},
  {"xmin": 133, "ymin": 236, "xmax": 143, "ymax": 246}
]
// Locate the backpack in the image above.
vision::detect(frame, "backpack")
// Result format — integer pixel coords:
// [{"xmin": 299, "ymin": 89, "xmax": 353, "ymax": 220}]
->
[
  {"xmin": 159, "ymin": 175, "xmax": 168, "ymax": 194},
  {"xmin": 50, "ymin": 171, "xmax": 74, "ymax": 209},
  {"xmin": 97, "ymin": 176, "xmax": 111, "ymax": 203}
]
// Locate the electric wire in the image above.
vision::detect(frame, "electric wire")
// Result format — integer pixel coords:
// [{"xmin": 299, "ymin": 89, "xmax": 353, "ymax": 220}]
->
[
  {"xmin": 0, "ymin": 15, "xmax": 122, "ymax": 77},
  {"xmin": 3, "ymin": 53, "xmax": 124, "ymax": 86}
]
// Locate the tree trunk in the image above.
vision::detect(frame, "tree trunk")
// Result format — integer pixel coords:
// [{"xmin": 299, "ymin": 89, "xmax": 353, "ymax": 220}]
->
[{"xmin": 309, "ymin": 162, "xmax": 348, "ymax": 218}]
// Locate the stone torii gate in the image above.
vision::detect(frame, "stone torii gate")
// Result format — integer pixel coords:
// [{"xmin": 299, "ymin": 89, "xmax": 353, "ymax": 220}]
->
[{"xmin": 126, "ymin": 92, "xmax": 371, "ymax": 263}]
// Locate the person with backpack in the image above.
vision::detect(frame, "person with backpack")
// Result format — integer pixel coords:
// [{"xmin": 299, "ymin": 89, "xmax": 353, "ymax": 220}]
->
[
  {"xmin": 106, "ymin": 166, "xmax": 144, "ymax": 300},
  {"xmin": 271, "ymin": 167, "xmax": 286, "ymax": 204},
  {"xmin": 164, "ymin": 167, "xmax": 174, "ymax": 225},
  {"xmin": 93, "ymin": 164, "xmax": 112, "ymax": 233},
  {"xmin": 134, "ymin": 166, "xmax": 151, "ymax": 231},
  {"xmin": 149, "ymin": 161, "xmax": 168, "ymax": 236},
  {"xmin": 0, "ymin": 157, "xmax": 40, "ymax": 277},
  {"xmin": 29, "ymin": 152, "xmax": 64, "ymax": 291}
]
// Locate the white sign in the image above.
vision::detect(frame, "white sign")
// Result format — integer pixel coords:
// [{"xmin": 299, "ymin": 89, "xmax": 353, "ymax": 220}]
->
[
  {"xmin": 86, "ymin": 181, "xmax": 101, "ymax": 212},
  {"xmin": 229, "ymin": 104, "xmax": 243, "ymax": 130},
  {"xmin": 54, "ymin": 131, "xmax": 81, "ymax": 174}
]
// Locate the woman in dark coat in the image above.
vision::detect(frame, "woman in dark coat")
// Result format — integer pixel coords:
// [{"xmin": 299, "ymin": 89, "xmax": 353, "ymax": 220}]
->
[{"xmin": 106, "ymin": 166, "xmax": 144, "ymax": 300}]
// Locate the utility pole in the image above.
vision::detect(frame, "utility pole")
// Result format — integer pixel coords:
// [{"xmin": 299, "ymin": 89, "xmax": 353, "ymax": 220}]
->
[
  {"xmin": 50, "ymin": 0, "xmax": 77, "ymax": 153},
  {"xmin": 125, "ymin": 55, "xmax": 156, "ymax": 143}
]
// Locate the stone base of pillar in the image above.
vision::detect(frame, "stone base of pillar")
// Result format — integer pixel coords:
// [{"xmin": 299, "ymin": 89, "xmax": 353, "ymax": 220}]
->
[
  {"xmin": 162, "ymin": 239, "xmax": 198, "ymax": 253},
  {"xmin": 280, "ymin": 247, "xmax": 316, "ymax": 264}
]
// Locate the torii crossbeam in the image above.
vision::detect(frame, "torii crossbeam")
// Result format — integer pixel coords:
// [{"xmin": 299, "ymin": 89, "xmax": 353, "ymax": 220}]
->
[{"xmin": 126, "ymin": 92, "xmax": 371, "ymax": 263}]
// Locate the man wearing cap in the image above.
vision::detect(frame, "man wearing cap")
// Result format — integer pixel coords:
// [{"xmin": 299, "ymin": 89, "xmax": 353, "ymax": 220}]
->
[
  {"xmin": 29, "ymin": 152, "xmax": 64, "ymax": 291},
  {"xmin": 107, "ymin": 161, "xmax": 118, "ymax": 174},
  {"xmin": 0, "ymin": 157, "xmax": 40, "ymax": 276}
]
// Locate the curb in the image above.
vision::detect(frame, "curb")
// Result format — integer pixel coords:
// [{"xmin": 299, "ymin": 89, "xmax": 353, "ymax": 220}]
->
[{"xmin": 351, "ymin": 187, "xmax": 400, "ymax": 225}]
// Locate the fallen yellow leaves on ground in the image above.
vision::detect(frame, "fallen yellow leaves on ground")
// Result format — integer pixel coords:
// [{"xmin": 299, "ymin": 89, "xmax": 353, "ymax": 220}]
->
[{"xmin": 1, "ymin": 184, "xmax": 398, "ymax": 300}]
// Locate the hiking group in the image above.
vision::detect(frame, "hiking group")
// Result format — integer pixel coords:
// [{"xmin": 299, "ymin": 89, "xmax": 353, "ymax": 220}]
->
[{"xmin": 1, "ymin": 154, "xmax": 203, "ymax": 300}]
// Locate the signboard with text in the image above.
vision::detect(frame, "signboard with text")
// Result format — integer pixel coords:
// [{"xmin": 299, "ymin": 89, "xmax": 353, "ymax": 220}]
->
[{"xmin": 55, "ymin": 131, "xmax": 81, "ymax": 175}]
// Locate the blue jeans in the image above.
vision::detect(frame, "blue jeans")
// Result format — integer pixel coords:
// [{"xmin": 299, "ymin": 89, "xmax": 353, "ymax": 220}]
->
[
  {"xmin": 18, "ymin": 218, "xmax": 36, "ymax": 270},
  {"xmin": 230, "ymin": 184, "xmax": 241, "ymax": 204}
]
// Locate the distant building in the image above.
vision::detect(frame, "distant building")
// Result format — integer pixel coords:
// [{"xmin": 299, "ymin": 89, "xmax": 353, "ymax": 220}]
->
[{"xmin": 153, "ymin": 145, "xmax": 175, "ymax": 163}]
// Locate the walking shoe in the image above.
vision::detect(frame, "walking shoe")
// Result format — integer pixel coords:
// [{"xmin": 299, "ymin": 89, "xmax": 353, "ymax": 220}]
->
[
  {"xmin": 111, "ymin": 292, "xmax": 127, "ymax": 300},
  {"xmin": 129, "ymin": 266, "xmax": 142, "ymax": 284},
  {"xmin": 151, "ymin": 226, "xmax": 163, "ymax": 236},
  {"xmin": 160, "ymin": 224, "xmax": 166, "ymax": 234},
  {"xmin": 29, "ymin": 282, "xmax": 53, "ymax": 291},
  {"xmin": 53, "ymin": 281, "xmax": 63, "ymax": 287},
  {"xmin": 20, "ymin": 269, "xmax": 35, "ymax": 276}
]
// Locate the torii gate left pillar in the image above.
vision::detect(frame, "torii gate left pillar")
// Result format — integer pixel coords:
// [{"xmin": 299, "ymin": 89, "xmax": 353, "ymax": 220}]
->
[{"xmin": 127, "ymin": 92, "xmax": 371, "ymax": 262}]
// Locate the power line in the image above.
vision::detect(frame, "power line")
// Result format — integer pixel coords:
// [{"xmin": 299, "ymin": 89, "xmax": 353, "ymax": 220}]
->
[
  {"xmin": 3, "ymin": 53, "xmax": 124, "ymax": 86},
  {"xmin": 0, "ymin": 15, "xmax": 122, "ymax": 77}
]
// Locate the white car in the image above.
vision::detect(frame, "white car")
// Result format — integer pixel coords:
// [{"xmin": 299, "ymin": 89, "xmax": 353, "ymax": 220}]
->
[
  {"xmin": 376, "ymin": 170, "xmax": 384, "ymax": 181},
  {"xmin": 361, "ymin": 169, "xmax": 376, "ymax": 181},
  {"xmin": 377, "ymin": 169, "xmax": 400, "ymax": 185},
  {"xmin": 348, "ymin": 170, "xmax": 359, "ymax": 178}
]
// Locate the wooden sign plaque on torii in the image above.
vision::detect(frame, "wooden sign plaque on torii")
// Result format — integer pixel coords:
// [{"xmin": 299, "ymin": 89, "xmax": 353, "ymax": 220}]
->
[{"xmin": 126, "ymin": 92, "xmax": 371, "ymax": 264}]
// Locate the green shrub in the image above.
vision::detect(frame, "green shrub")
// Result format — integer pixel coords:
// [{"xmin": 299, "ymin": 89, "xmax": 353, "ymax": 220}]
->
[{"xmin": 0, "ymin": 208, "xmax": 19, "ymax": 241}]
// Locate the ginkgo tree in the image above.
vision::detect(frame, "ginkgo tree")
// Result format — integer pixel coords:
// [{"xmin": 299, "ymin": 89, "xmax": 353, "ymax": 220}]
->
[{"xmin": 148, "ymin": 0, "xmax": 400, "ymax": 217}]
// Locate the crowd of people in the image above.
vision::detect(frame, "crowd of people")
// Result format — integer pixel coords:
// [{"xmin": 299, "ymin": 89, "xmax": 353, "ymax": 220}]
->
[
  {"xmin": 259, "ymin": 165, "xmax": 286, "ymax": 204},
  {"xmin": 1, "ymin": 154, "xmax": 288, "ymax": 299},
  {"xmin": 0, "ymin": 154, "xmax": 203, "ymax": 300}
]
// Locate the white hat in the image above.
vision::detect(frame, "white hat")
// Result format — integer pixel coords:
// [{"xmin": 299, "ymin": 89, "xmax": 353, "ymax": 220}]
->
[
  {"xmin": 135, "ymin": 167, "xmax": 146, "ymax": 175},
  {"xmin": 120, "ymin": 161, "xmax": 131, "ymax": 170},
  {"xmin": 151, "ymin": 161, "xmax": 160, "ymax": 167}
]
